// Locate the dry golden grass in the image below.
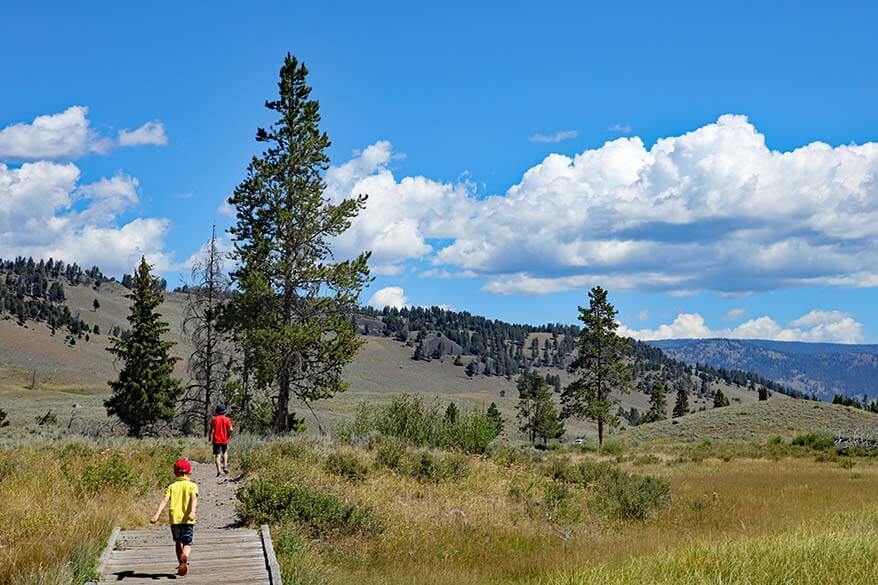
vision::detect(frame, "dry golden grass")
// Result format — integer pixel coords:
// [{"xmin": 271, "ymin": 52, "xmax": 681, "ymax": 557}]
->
[
  {"xmin": 6, "ymin": 435, "xmax": 878, "ymax": 585},
  {"xmin": 0, "ymin": 441, "xmax": 185, "ymax": 585},
  {"xmin": 239, "ymin": 438, "xmax": 878, "ymax": 585}
]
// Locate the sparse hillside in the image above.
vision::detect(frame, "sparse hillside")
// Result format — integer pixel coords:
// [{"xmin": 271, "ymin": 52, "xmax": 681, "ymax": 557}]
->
[
  {"xmin": 626, "ymin": 399, "xmax": 878, "ymax": 443},
  {"xmin": 0, "ymin": 257, "xmax": 804, "ymax": 441}
]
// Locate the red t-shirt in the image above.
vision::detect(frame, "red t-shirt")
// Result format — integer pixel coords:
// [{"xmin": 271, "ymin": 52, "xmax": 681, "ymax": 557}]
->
[{"xmin": 210, "ymin": 414, "xmax": 233, "ymax": 445}]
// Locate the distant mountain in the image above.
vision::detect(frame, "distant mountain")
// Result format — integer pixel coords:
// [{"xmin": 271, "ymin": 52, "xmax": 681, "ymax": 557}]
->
[{"xmin": 651, "ymin": 338, "xmax": 878, "ymax": 399}]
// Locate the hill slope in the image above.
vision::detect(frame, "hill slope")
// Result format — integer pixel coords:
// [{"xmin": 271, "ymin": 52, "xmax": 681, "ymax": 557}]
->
[
  {"xmin": 626, "ymin": 399, "xmax": 878, "ymax": 443},
  {"xmin": 652, "ymin": 338, "xmax": 878, "ymax": 399},
  {"xmin": 0, "ymin": 257, "xmax": 795, "ymax": 440}
]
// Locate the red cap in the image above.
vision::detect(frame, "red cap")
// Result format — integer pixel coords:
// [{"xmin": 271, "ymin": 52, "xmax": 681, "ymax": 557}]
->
[{"xmin": 173, "ymin": 458, "xmax": 192, "ymax": 476}]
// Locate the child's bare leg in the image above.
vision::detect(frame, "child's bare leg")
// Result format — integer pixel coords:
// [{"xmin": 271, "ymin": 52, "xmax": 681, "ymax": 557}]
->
[
  {"xmin": 223, "ymin": 450, "xmax": 229, "ymax": 470},
  {"xmin": 181, "ymin": 544, "xmax": 191, "ymax": 562},
  {"xmin": 175, "ymin": 541, "xmax": 183, "ymax": 562},
  {"xmin": 215, "ymin": 451, "xmax": 222, "ymax": 474}
]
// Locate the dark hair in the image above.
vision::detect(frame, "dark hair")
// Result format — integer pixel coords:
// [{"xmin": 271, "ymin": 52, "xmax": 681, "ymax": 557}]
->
[{"xmin": 215, "ymin": 404, "xmax": 226, "ymax": 415}]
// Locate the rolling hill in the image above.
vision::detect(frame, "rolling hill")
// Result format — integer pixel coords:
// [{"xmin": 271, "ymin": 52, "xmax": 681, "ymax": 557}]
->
[
  {"xmin": 0, "ymin": 256, "xmax": 800, "ymax": 441},
  {"xmin": 652, "ymin": 338, "xmax": 878, "ymax": 400}
]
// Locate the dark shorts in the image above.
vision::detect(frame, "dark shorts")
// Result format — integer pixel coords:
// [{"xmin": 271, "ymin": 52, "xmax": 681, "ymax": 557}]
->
[
  {"xmin": 212, "ymin": 443, "xmax": 228, "ymax": 455},
  {"xmin": 171, "ymin": 523, "xmax": 195, "ymax": 545}
]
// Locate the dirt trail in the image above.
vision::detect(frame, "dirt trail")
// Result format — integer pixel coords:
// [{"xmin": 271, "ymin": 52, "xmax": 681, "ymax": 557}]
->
[{"xmin": 188, "ymin": 461, "xmax": 241, "ymax": 529}]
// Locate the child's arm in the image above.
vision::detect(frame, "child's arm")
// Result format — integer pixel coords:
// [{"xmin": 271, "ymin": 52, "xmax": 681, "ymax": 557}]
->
[
  {"xmin": 186, "ymin": 492, "xmax": 198, "ymax": 522},
  {"xmin": 150, "ymin": 495, "xmax": 170, "ymax": 524}
]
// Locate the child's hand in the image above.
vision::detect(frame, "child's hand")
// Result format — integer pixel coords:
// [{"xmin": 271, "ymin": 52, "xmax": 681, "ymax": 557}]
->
[
  {"xmin": 149, "ymin": 515, "xmax": 158, "ymax": 524},
  {"xmin": 187, "ymin": 513, "xmax": 197, "ymax": 522}
]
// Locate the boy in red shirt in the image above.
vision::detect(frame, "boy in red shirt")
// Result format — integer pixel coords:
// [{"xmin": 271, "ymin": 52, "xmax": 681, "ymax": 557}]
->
[{"xmin": 209, "ymin": 404, "xmax": 233, "ymax": 477}]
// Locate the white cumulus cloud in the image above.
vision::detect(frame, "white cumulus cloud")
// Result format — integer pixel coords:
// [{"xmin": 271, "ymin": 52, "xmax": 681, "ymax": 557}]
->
[
  {"xmin": 118, "ymin": 121, "xmax": 168, "ymax": 147},
  {"xmin": 325, "ymin": 141, "xmax": 473, "ymax": 275},
  {"xmin": 0, "ymin": 161, "xmax": 173, "ymax": 274},
  {"xmin": 0, "ymin": 107, "xmax": 92, "ymax": 160},
  {"xmin": 619, "ymin": 310, "xmax": 864, "ymax": 344},
  {"xmin": 0, "ymin": 107, "xmax": 167, "ymax": 161},
  {"xmin": 367, "ymin": 286, "xmax": 408, "ymax": 309},
  {"xmin": 251, "ymin": 115, "xmax": 878, "ymax": 299}
]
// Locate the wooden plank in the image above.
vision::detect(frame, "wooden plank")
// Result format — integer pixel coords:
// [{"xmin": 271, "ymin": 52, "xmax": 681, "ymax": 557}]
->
[
  {"xmin": 96, "ymin": 527, "xmax": 271, "ymax": 584},
  {"xmin": 261, "ymin": 524, "xmax": 283, "ymax": 585}
]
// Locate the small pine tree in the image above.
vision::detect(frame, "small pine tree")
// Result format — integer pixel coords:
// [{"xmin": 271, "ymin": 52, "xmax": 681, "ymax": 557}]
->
[
  {"xmin": 672, "ymin": 386, "xmax": 689, "ymax": 418},
  {"xmin": 713, "ymin": 388, "xmax": 730, "ymax": 408},
  {"xmin": 105, "ymin": 257, "xmax": 182, "ymax": 437},
  {"xmin": 758, "ymin": 386, "xmax": 769, "ymax": 401},
  {"xmin": 0, "ymin": 408, "xmax": 9, "ymax": 428},
  {"xmin": 453, "ymin": 355, "xmax": 463, "ymax": 367},
  {"xmin": 465, "ymin": 360, "xmax": 478, "ymax": 377},
  {"xmin": 517, "ymin": 372, "xmax": 564, "ymax": 444},
  {"xmin": 412, "ymin": 343, "xmax": 425, "ymax": 361},
  {"xmin": 646, "ymin": 382, "xmax": 667, "ymax": 422},
  {"xmin": 444, "ymin": 402, "xmax": 459, "ymax": 424},
  {"xmin": 92, "ymin": 298, "xmax": 100, "ymax": 311},
  {"xmin": 486, "ymin": 402, "xmax": 504, "ymax": 434}
]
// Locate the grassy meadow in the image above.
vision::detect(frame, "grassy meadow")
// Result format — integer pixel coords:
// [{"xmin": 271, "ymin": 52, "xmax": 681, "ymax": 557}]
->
[{"xmin": 4, "ymin": 399, "xmax": 878, "ymax": 585}]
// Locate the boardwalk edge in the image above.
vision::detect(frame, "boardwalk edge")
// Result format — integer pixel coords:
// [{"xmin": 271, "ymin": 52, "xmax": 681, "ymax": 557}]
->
[
  {"xmin": 86, "ymin": 526, "xmax": 121, "ymax": 585},
  {"xmin": 261, "ymin": 523, "xmax": 283, "ymax": 585}
]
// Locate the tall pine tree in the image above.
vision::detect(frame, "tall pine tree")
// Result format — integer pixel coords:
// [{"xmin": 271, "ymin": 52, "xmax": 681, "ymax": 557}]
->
[
  {"xmin": 105, "ymin": 257, "xmax": 182, "ymax": 437},
  {"xmin": 561, "ymin": 286, "xmax": 631, "ymax": 446},
  {"xmin": 226, "ymin": 54, "xmax": 371, "ymax": 433}
]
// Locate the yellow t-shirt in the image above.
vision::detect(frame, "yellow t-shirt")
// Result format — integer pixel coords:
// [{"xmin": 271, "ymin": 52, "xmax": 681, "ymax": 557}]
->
[{"xmin": 165, "ymin": 476, "xmax": 198, "ymax": 525}]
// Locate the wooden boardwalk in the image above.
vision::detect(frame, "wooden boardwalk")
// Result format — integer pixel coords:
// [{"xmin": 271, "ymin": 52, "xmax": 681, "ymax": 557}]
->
[{"xmin": 91, "ymin": 525, "xmax": 281, "ymax": 584}]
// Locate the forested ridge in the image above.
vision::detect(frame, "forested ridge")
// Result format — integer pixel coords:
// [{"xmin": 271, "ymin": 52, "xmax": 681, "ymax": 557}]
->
[
  {"xmin": 0, "ymin": 256, "xmax": 102, "ymax": 340},
  {"xmin": 356, "ymin": 305, "xmax": 805, "ymax": 400}
]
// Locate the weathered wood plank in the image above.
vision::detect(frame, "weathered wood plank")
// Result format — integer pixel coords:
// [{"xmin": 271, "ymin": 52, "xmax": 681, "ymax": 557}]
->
[
  {"xmin": 261, "ymin": 524, "xmax": 283, "ymax": 585},
  {"xmin": 96, "ymin": 527, "xmax": 272, "ymax": 584}
]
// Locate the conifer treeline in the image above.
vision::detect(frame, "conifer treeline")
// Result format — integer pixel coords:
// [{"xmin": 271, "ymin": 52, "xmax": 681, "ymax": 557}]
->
[
  {"xmin": 358, "ymin": 305, "xmax": 805, "ymax": 399},
  {"xmin": 0, "ymin": 256, "xmax": 103, "ymax": 337}
]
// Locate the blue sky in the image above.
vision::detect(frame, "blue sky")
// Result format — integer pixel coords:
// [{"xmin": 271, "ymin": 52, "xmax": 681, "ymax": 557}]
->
[{"xmin": 2, "ymin": 2, "xmax": 878, "ymax": 341}]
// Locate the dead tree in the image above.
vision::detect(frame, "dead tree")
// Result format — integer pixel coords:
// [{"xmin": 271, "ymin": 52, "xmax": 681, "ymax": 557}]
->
[{"xmin": 181, "ymin": 227, "xmax": 231, "ymax": 435}]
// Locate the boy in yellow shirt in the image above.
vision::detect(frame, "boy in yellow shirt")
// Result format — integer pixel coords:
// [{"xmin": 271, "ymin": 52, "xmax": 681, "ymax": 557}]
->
[{"xmin": 150, "ymin": 458, "xmax": 199, "ymax": 576}]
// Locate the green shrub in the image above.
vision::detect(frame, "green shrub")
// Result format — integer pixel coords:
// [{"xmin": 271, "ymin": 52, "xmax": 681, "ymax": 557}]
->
[
  {"xmin": 632, "ymin": 454, "xmax": 661, "ymax": 466},
  {"xmin": 400, "ymin": 450, "xmax": 469, "ymax": 482},
  {"xmin": 489, "ymin": 444, "xmax": 538, "ymax": 467},
  {"xmin": 238, "ymin": 439, "xmax": 316, "ymax": 476},
  {"xmin": 548, "ymin": 460, "xmax": 671, "ymax": 520},
  {"xmin": 343, "ymin": 395, "xmax": 500, "ymax": 454},
  {"xmin": 78, "ymin": 453, "xmax": 136, "ymax": 495},
  {"xmin": 35, "ymin": 410, "xmax": 59, "ymax": 426},
  {"xmin": 375, "ymin": 436, "xmax": 407, "ymax": 470},
  {"xmin": 543, "ymin": 482, "xmax": 581, "ymax": 524},
  {"xmin": 238, "ymin": 477, "xmax": 383, "ymax": 538},
  {"xmin": 324, "ymin": 450, "xmax": 369, "ymax": 482},
  {"xmin": 792, "ymin": 432, "xmax": 835, "ymax": 451},
  {"xmin": 600, "ymin": 440, "xmax": 625, "ymax": 457},
  {"xmin": 840, "ymin": 458, "xmax": 857, "ymax": 469}
]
